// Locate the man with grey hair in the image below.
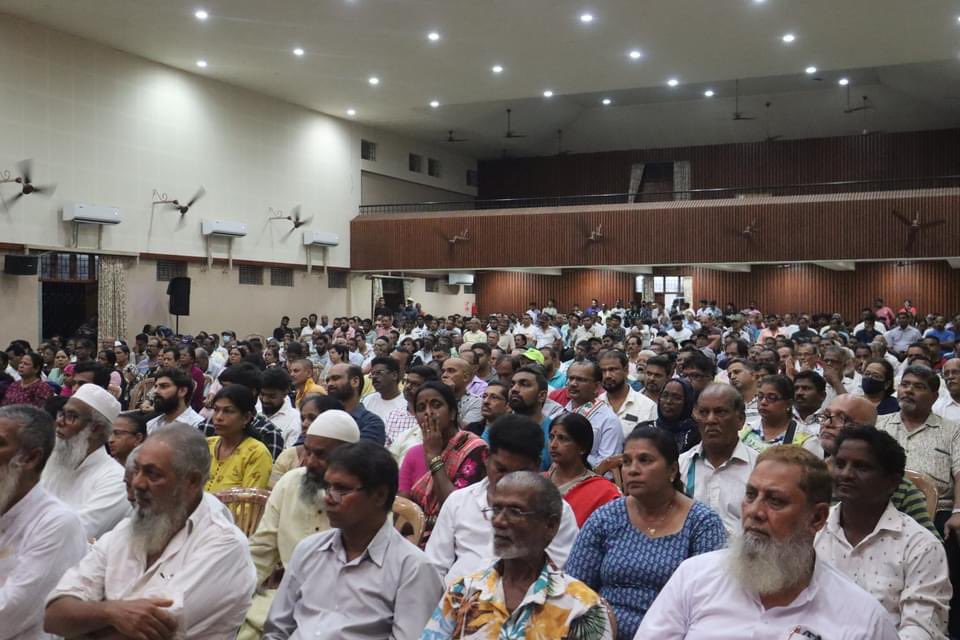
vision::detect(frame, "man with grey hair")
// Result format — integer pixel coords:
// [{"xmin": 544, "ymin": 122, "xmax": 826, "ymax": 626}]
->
[
  {"xmin": 45, "ymin": 423, "xmax": 256, "ymax": 639},
  {"xmin": 0, "ymin": 404, "xmax": 87, "ymax": 638},
  {"xmin": 41, "ymin": 382, "xmax": 128, "ymax": 538},
  {"xmin": 422, "ymin": 471, "xmax": 613, "ymax": 638}
]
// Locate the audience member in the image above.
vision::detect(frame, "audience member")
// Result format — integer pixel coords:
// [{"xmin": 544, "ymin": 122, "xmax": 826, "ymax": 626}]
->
[
  {"xmin": 326, "ymin": 363, "xmax": 387, "ymax": 445},
  {"xmin": 636, "ymin": 446, "xmax": 897, "ymax": 639},
  {"xmin": 862, "ymin": 358, "xmax": 901, "ymax": 415},
  {"xmin": 933, "ymin": 357, "xmax": 960, "ymax": 422},
  {"xmin": 792, "ymin": 369, "xmax": 827, "ymax": 429},
  {"xmin": 507, "ymin": 366, "xmax": 554, "ymax": 470},
  {"xmin": 40, "ymin": 383, "xmax": 127, "ymax": 538},
  {"xmin": 440, "ymin": 357, "xmax": 483, "ymax": 427},
  {"xmin": 426, "ymin": 414, "xmax": 579, "ymax": 585},
  {"xmin": 565, "ymin": 361, "xmax": 624, "ymax": 466},
  {"xmin": 386, "ymin": 366, "xmax": 437, "ymax": 460},
  {"xmin": 146, "ymin": 366, "xmax": 204, "ymax": 433},
  {"xmin": 1, "ymin": 352, "xmax": 54, "ymax": 407},
  {"xmin": 547, "ymin": 412, "xmax": 621, "ymax": 526},
  {"xmin": 362, "ymin": 356, "xmax": 406, "ymax": 423},
  {"xmin": 464, "ymin": 381, "xmax": 510, "ymax": 438},
  {"xmin": 206, "ymin": 385, "xmax": 273, "ymax": 491},
  {"xmin": 263, "ymin": 441, "xmax": 443, "ymax": 638},
  {"xmin": 108, "ymin": 410, "xmax": 148, "ymax": 467},
  {"xmin": 740, "ymin": 375, "xmax": 823, "ymax": 456},
  {"xmin": 422, "ymin": 472, "xmax": 614, "ymax": 639},
  {"xmin": 637, "ymin": 377, "xmax": 701, "ymax": 454},
  {"xmin": 600, "ymin": 350, "xmax": 657, "ymax": 437},
  {"xmin": 566, "ymin": 426, "xmax": 726, "ymax": 638},
  {"xmin": 816, "ymin": 426, "xmax": 950, "ymax": 639},
  {"xmin": 260, "ymin": 367, "xmax": 302, "ymax": 447},
  {"xmin": 45, "ymin": 423, "xmax": 256, "ymax": 638},
  {"xmin": 0, "ymin": 405, "xmax": 86, "ymax": 638}
]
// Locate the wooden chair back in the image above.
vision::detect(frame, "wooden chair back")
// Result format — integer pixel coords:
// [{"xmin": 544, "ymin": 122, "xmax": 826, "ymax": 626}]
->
[
  {"xmin": 214, "ymin": 488, "xmax": 271, "ymax": 537},
  {"xmin": 392, "ymin": 496, "xmax": 426, "ymax": 546},
  {"xmin": 905, "ymin": 469, "xmax": 938, "ymax": 519},
  {"xmin": 595, "ymin": 454, "xmax": 625, "ymax": 491},
  {"xmin": 129, "ymin": 378, "xmax": 154, "ymax": 411}
]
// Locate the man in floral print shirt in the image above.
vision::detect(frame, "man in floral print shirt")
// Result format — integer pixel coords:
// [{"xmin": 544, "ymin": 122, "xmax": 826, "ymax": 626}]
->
[{"xmin": 421, "ymin": 472, "xmax": 613, "ymax": 640}]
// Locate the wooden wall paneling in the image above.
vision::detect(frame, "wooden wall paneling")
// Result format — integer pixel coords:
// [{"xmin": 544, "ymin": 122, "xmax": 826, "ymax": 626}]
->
[{"xmin": 475, "ymin": 270, "xmax": 636, "ymax": 315}]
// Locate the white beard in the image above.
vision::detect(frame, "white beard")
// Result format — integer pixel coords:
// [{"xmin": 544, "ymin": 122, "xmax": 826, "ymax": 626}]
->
[
  {"xmin": 728, "ymin": 529, "xmax": 816, "ymax": 596},
  {"xmin": 298, "ymin": 472, "xmax": 327, "ymax": 509},
  {"xmin": 45, "ymin": 427, "xmax": 93, "ymax": 486},
  {"xmin": 130, "ymin": 490, "xmax": 188, "ymax": 557},
  {"xmin": 0, "ymin": 458, "xmax": 24, "ymax": 513}
]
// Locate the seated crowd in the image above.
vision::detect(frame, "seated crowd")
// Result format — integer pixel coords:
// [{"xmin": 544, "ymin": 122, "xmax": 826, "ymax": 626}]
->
[{"xmin": 1, "ymin": 294, "xmax": 959, "ymax": 638}]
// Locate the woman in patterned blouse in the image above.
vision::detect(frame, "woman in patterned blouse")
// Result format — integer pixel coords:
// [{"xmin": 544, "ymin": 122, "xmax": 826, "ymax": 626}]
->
[
  {"xmin": 400, "ymin": 381, "xmax": 488, "ymax": 545},
  {"xmin": 565, "ymin": 426, "xmax": 727, "ymax": 639},
  {"xmin": 1, "ymin": 353, "xmax": 54, "ymax": 408}
]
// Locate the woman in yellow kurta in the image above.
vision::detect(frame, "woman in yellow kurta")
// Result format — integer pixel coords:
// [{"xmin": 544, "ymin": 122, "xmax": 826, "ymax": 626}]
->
[{"xmin": 206, "ymin": 385, "xmax": 272, "ymax": 492}]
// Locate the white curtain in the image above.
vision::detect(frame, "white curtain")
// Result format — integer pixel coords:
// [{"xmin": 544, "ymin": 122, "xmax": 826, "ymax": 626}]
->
[
  {"xmin": 402, "ymin": 278, "xmax": 412, "ymax": 304},
  {"xmin": 674, "ymin": 160, "xmax": 691, "ymax": 200},
  {"xmin": 98, "ymin": 256, "xmax": 129, "ymax": 344}
]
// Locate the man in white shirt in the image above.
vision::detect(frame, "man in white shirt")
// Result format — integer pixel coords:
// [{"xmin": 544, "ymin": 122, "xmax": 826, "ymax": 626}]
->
[
  {"xmin": 146, "ymin": 367, "xmax": 206, "ymax": 434},
  {"xmin": 666, "ymin": 314, "xmax": 694, "ymax": 343},
  {"xmin": 45, "ymin": 424, "xmax": 256, "ymax": 639},
  {"xmin": 532, "ymin": 314, "xmax": 562, "ymax": 349},
  {"xmin": 815, "ymin": 426, "xmax": 950, "ymax": 639},
  {"xmin": 426, "ymin": 415, "xmax": 579, "ymax": 586},
  {"xmin": 637, "ymin": 445, "xmax": 899, "ymax": 639},
  {"xmin": 260, "ymin": 367, "xmax": 302, "ymax": 448},
  {"xmin": 264, "ymin": 441, "xmax": 443, "ymax": 639},
  {"xmin": 600, "ymin": 351, "xmax": 656, "ymax": 436},
  {"xmin": 565, "ymin": 361, "xmax": 625, "ymax": 466},
  {"xmin": 933, "ymin": 357, "xmax": 960, "ymax": 422},
  {"xmin": 0, "ymin": 405, "xmax": 87, "ymax": 639},
  {"xmin": 40, "ymin": 383, "xmax": 128, "ymax": 539},
  {"xmin": 361, "ymin": 356, "xmax": 406, "ymax": 423},
  {"xmin": 679, "ymin": 384, "xmax": 759, "ymax": 535},
  {"xmin": 461, "ymin": 318, "xmax": 486, "ymax": 345}
]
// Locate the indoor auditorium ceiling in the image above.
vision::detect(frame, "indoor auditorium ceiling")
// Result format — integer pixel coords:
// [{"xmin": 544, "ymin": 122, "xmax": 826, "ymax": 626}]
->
[{"xmin": 2, "ymin": 0, "xmax": 959, "ymax": 158}]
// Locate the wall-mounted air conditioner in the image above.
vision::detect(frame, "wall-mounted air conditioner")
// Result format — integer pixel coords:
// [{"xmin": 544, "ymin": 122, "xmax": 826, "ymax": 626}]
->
[
  {"xmin": 448, "ymin": 272, "xmax": 475, "ymax": 286},
  {"xmin": 303, "ymin": 231, "xmax": 339, "ymax": 247},
  {"xmin": 62, "ymin": 202, "xmax": 121, "ymax": 225},
  {"xmin": 202, "ymin": 219, "xmax": 247, "ymax": 237}
]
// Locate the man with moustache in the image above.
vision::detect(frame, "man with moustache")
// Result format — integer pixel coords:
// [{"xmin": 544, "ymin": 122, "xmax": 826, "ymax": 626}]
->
[
  {"xmin": 564, "ymin": 361, "xmax": 623, "ymax": 467},
  {"xmin": 636, "ymin": 446, "xmax": 898, "ymax": 639},
  {"xmin": 599, "ymin": 350, "xmax": 657, "ymax": 437},
  {"xmin": 507, "ymin": 366, "xmax": 553, "ymax": 471},
  {"xmin": 40, "ymin": 383, "xmax": 128, "ymax": 539},
  {"xmin": 421, "ymin": 472, "xmax": 613, "ymax": 639},
  {"xmin": 145, "ymin": 367, "xmax": 205, "ymax": 434},
  {"xmin": 45, "ymin": 424, "xmax": 256, "ymax": 639},
  {"xmin": 240, "ymin": 410, "xmax": 360, "ymax": 640},
  {"xmin": 263, "ymin": 441, "xmax": 443, "ymax": 639},
  {"xmin": 0, "ymin": 405, "xmax": 87, "ymax": 638}
]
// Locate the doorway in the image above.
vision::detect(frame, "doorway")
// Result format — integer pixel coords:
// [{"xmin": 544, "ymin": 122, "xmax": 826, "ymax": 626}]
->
[{"xmin": 40, "ymin": 253, "xmax": 99, "ymax": 340}]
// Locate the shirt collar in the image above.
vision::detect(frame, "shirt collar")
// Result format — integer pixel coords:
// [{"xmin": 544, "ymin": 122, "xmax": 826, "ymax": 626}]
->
[
  {"xmin": 317, "ymin": 517, "xmax": 393, "ymax": 567},
  {"xmin": 689, "ymin": 440, "xmax": 753, "ymax": 467},
  {"xmin": 478, "ymin": 557, "xmax": 563, "ymax": 606},
  {"xmin": 0, "ymin": 482, "xmax": 46, "ymax": 524},
  {"xmin": 827, "ymin": 501, "xmax": 903, "ymax": 542}
]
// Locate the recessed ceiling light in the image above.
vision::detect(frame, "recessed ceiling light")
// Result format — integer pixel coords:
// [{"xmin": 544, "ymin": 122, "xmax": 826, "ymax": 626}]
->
[
  {"xmin": 368, "ymin": 76, "xmax": 380, "ymax": 86},
  {"xmin": 667, "ymin": 78, "xmax": 679, "ymax": 87},
  {"xmin": 601, "ymin": 98, "xmax": 612, "ymax": 105},
  {"xmin": 194, "ymin": 9, "xmax": 208, "ymax": 20},
  {"xmin": 543, "ymin": 90, "xmax": 554, "ymax": 98},
  {"xmin": 754, "ymin": 0, "xmax": 766, "ymax": 3},
  {"xmin": 293, "ymin": 47, "xmax": 305, "ymax": 57},
  {"xmin": 628, "ymin": 50, "xmax": 642, "ymax": 60},
  {"xmin": 704, "ymin": 89, "xmax": 715, "ymax": 97},
  {"xmin": 805, "ymin": 66, "xmax": 818, "ymax": 74},
  {"xmin": 427, "ymin": 31, "xmax": 441, "ymax": 42},
  {"xmin": 579, "ymin": 13, "xmax": 594, "ymax": 23},
  {"xmin": 781, "ymin": 33, "xmax": 796, "ymax": 43},
  {"xmin": 195, "ymin": 59, "xmax": 207, "ymax": 68},
  {"xmin": 491, "ymin": 64, "xmax": 503, "ymax": 74},
  {"xmin": 838, "ymin": 77, "xmax": 849, "ymax": 86},
  {"xmin": 429, "ymin": 100, "xmax": 440, "ymax": 108},
  {"xmin": 346, "ymin": 108, "xmax": 356, "ymax": 116}
]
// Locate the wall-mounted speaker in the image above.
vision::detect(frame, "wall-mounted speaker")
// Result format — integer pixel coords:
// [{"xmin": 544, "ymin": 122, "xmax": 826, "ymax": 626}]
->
[{"xmin": 3, "ymin": 255, "xmax": 39, "ymax": 276}]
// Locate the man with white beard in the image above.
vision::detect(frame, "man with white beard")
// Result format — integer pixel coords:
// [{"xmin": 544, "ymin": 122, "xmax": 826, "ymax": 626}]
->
[
  {"xmin": 40, "ymin": 383, "xmax": 128, "ymax": 539},
  {"xmin": 0, "ymin": 405, "xmax": 87, "ymax": 638},
  {"xmin": 636, "ymin": 446, "xmax": 898, "ymax": 639},
  {"xmin": 45, "ymin": 424, "xmax": 256, "ymax": 639},
  {"xmin": 239, "ymin": 409, "xmax": 360, "ymax": 640}
]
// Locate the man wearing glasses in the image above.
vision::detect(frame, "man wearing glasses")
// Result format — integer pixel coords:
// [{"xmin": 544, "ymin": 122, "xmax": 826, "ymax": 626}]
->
[
  {"xmin": 421, "ymin": 472, "xmax": 614, "ymax": 639},
  {"xmin": 263, "ymin": 441, "xmax": 442, "ymax": 639},
  {"xmin": 40, "ymin": 383, "xmax": 128, "ymax": 539}
]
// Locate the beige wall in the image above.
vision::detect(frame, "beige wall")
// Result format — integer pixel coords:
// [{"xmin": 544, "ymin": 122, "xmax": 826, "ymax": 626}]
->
[
  {"xmin": 361, "ymin": 171, "xmax": 475, "ymax": 206},
  {"xmin": 0, "ymin": 253, "xmax": 41, "ymax": 346}
]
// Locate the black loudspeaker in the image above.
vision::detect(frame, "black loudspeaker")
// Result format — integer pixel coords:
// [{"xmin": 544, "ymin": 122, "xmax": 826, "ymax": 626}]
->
[
  {"xmin": 167, "ymin": 276, "xmax": 191, "ymax": 316},
  {"xmin": 3, "ymin": 255, "xmax": 39, "ymax": 276}
]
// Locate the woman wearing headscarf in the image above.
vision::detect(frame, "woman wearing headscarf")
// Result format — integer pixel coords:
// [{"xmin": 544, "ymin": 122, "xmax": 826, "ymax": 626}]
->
[{"xmin": 637, "ymin": 377, "xmax": 700, "ymax": 453}]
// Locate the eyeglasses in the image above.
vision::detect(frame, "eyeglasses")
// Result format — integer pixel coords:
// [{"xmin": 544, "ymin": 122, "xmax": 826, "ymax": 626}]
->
[
  {"xmin": 757, "ymin": 394, "xmax": 786, "ymax": 403},
  {"xmin": 816, "ymin": 412, "xmax": 854, "ymax": 427},
  {"xmin": 481, "ymin": 506, "xmax": 539, "ymax": 521},
  {"xmin": 56, "ymin": 409, "xmax": 84, "ymax": 424},
  {"xmin": 326, "ymin": 484, "xmax": 365, "ymax": 502}
]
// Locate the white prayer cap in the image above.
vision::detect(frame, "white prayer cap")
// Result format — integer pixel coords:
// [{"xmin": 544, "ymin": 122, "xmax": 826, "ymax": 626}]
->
[
  {"xmin": 72, "ymin": 383, "xmax": 121, "ymax": 423},
  {"xmin": 306, "ymin": 409, "xmax": 360, "ymax": 443}
]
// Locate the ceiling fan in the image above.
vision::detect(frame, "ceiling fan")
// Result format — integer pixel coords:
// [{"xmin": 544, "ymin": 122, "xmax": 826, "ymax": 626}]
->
[
  {"xmin": 891, "ymin": 210, "xmax": 945, "ymax": 250},
  {"xmin": 0, "ymin": 159, "xmax": 57, "ymax": 210},
  {"xmin": 445, "ymin": 130, "xmax": 469, "ymax": 143},
  {"xmin": 152, "ymin": 186, "xmax": 206, "ymax": 215},
  {"xmin": 269, "ymin": 205, "xmax": 313, "ymax": 229},
  {"xmin": 732, "ymin": 79, "xmax": 755, "ymax": 121},
  {"xmin": 446, "ymin": 228, "xmax": 470, "ymax": 245},
  {"xmin": 504, "ymin": 108, "xmax": 527, "ymax": 138},
  {"xmin": 587, "ymin": 223, "xmax": 603, "ymax": 242},
  {"xmin": 740, "ymin": 218, "xmax": 759, "ymax": 239},
  {"xmin": 763, "ymin": 102, "xmax": 782, "ymax": 142}
]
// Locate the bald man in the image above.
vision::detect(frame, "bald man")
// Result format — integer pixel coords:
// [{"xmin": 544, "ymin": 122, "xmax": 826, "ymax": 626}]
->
[
  {"xmin": 440, "ymin": 358, "xmax": 482, "ymax": 427},
  {"xmin": 820, "ymin": 393, "xmax": 939, "ymax": 538}
]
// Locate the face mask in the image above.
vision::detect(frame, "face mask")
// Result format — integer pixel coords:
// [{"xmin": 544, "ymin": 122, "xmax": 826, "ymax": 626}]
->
[{"xmin": 861, "ymin": 377, "xmax": 886, "ymax": 395}]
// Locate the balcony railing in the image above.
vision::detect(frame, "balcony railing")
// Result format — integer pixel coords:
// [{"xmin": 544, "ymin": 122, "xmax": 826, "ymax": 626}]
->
[{"xmin": 358, "ymin": 175, "xmax": 960, "ymax": 215}]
